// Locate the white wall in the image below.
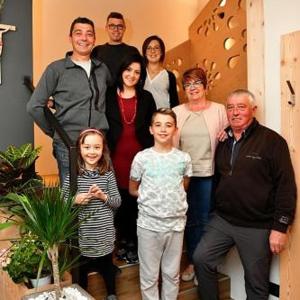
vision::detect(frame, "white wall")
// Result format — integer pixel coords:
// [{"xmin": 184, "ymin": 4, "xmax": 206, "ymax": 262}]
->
[{"xmin": 264, "ymin": 0, "xmax": 300, "ymax": 132}]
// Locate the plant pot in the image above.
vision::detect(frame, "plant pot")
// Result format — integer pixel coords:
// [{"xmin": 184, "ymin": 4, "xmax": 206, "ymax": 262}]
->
[
  {"xmin": 29, "ymin": 274, "xmax": 52, "ymax": 288},
  {"xmin": 21, "ymin": 283, "xmax": 95, "ymax": 300},
  {"xmin": 0, "ymin": 269, "xmax": 72, "ymax": 300}
]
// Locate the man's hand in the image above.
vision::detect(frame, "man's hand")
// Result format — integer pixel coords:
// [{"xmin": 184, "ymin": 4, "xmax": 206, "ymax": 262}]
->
[{"xmin": 269, "ymin": 230, "xmax": 288, "ymax": 254}]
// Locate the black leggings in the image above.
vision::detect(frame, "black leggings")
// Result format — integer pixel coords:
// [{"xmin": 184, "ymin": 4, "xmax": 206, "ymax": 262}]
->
[
  {"xmin": 79, "ymin": 253, "xmax": 116, "ymax": 295},
  {"xmin": 115, "ymin": 188, "xmax": 138, "ymax": 246}
]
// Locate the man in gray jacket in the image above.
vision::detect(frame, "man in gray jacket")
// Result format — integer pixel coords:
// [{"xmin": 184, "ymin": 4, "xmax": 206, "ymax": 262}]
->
[{"xmin": 27, "ymin": 17, "xmax": 111, "ymax": 184}]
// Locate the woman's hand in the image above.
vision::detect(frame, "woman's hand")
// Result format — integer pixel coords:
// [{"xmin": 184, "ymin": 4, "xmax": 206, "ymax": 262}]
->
[{"xmin": 217, "ymin": 130, "xmax": 228, "ymax": 142}]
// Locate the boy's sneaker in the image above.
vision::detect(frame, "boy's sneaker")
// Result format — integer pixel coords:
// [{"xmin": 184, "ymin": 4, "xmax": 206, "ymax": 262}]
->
[{"xmin": 125, "ymin": 249, "xmax": 139, "ymax": 264}]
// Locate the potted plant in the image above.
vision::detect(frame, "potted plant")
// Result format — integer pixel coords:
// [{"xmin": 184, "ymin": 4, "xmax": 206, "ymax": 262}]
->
[
  {"xmin": 0, "ymin": 231, "xmax": 52, "ymax": 287},
  {"xmin": 6, "ymin": 186, "xmax": 93, "ymax": 299}
]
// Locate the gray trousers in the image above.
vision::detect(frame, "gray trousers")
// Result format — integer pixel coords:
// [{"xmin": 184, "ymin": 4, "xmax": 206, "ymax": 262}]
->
[
  {"xmin": 137, "ymin": 226, "xmax": 184, "ymax": 300},
  {"xmin": 193, "ymin": 214, "xmax": 272, "ymax": 300}
]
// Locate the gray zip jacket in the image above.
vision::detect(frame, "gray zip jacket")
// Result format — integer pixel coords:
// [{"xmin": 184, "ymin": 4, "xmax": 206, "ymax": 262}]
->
[{"xmin": 27, "ymin": 53, "xmax": 111, "ymax": 142}]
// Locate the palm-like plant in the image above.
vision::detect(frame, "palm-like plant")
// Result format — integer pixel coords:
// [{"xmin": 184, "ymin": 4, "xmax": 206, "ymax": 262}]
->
[{"xmin": 6, "ymin": 187, "xmax": 81, "ymax": 299}]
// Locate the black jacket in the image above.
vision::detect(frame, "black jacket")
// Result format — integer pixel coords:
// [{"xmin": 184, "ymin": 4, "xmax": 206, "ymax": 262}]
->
[
  {"xmin": 105, "ymin": 87, "xmax": 156, "ymax": 153},
  {"xmin": 214, "ymin": 119, "xmax": 296, "ymax": 232},
  {"xmin": 167, "ymin": 71, "xmax": 179, "ymax": 108}
]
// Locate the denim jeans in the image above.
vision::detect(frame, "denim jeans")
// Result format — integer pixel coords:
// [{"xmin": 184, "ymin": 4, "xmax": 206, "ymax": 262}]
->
[
  {"xmin": 52, "ymin": 140, "xmax": 69, "ymax": 186},
  {"xmin": 185, "ymin": 176, "xmax": 213, "ymax": 263}
]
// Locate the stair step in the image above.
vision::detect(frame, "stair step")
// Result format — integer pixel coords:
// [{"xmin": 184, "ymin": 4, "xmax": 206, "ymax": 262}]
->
[{"xmin": 87, "ymin": 255, "xmax": 231, "ymax": 300}]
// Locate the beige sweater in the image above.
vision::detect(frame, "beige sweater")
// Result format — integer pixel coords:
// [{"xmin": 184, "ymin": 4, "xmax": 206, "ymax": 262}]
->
[{"xmin": 173, "ymin": 101, "xmax": 228, "ymax": 175}]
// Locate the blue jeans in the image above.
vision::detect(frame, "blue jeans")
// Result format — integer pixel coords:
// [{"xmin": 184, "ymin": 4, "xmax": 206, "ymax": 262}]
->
[
  {"xmin": 185, "ymin": 176, "xmax": 213, "ymax": 263},
  {"xmin": 52, "ymin": 140, "xmax": 69, "ymax": 185}
]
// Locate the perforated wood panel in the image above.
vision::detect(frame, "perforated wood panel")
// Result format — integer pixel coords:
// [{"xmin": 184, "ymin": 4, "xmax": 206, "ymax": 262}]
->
[
  {"xmin": 166, "ymin": 0, "xmax": 247, "ymax": 104},
  {"xmin": 165, "ymin": 40, "xmax": 191, "ymax": 102}
]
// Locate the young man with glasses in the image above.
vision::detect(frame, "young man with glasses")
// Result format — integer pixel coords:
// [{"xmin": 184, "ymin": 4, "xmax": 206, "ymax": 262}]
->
[{"xmin": 92, "ymin": 12, "xmax": 139, "ymax": 83}]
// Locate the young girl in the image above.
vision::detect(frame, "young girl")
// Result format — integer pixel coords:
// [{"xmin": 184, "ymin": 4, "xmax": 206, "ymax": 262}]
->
[
  {"xmin": 62, "ymin": 128, "xmax": 121, "ymax": 300},
  {"xmin": 106, "ymin": 54, "xmax": 156, "ymax": 264},
  {"xmin": 142, "ymin": 35, "xmax": 179, "ymax": 108}
]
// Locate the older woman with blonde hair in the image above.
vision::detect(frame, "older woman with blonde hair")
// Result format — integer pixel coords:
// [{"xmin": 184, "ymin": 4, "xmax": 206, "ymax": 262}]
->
[{"xmin": 173, "ymin": 67, "xmax": 228, "ymax": 284}]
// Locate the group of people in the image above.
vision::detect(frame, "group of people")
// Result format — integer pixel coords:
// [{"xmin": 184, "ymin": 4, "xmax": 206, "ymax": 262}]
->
[{"xmin": 26, "ymin": 12, "xmax": 296, "ymax": 300}]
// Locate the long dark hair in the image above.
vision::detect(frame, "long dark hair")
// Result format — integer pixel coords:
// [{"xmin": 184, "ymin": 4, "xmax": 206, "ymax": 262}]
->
[
  {"xmin": 76, "ymin": 128, "xmax": 111, "ymax": 175},
  {"xmin": 116, "ymin": 54, "xmax": 146, "ymax": 97}
]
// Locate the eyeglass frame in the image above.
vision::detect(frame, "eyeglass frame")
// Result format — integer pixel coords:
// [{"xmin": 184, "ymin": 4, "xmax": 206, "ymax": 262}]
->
[
  {"xmin": 183, "ymin": 80, "xmax": 203, "ymax": 90},
  {"xmin": 107, "ymin": 24, "xmax": 125, "ymax": 31},
  {"xmin": 146, "ymin": 46, "xmax": 161, "ymax": 52}
]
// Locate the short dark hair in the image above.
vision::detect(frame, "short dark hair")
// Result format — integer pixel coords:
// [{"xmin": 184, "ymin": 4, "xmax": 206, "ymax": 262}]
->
[
  {"xmin": 151, "ymin": 108, "xmax": 177, "ymax": 127},
  {"xmin": 142, "ymin": 35, "xmax": 166, "ymax": 65},
  {"xmin": 182, "ymin": 67, "xmax": 208, "ymax": 89},
  {"xmin": 116, "ymin": 54, "xmax": 146, "ymax": 94},
  {"xmin": 106, "ymin": 12, "xmax": 124, "ymax": 23},
  {"xmin": 69, "ymin": 17, "xmax": 95, "ymax": 36}
]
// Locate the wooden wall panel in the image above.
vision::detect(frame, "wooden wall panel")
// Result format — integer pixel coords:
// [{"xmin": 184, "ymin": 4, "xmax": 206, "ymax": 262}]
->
[
  {"xmin": 246, "ymin": 0, "xmax": 265, "ymax": 122},
  {"xmin": 166, "ymin": 0, "xmax": 247, "ymax": 105},
  {"xmin": 165, "ymin": 40, "xmax": 191, "ymax": 103},
  {"xmin": 280, "ymin": 30, "xmax": 300, "ymax": 300}
]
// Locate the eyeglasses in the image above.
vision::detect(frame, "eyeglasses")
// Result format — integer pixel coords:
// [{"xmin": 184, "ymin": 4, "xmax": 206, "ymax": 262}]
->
[
  {"xmin": 146, "ymin": 46, "xmax": 161, "ymax": 52},
  {"xmin": 107, "ymin": 24, "xmax": 124, "ymax": 31},
  {"xmin": 183, "ymin": 80, "xmax": 203, "ymax": 89}
]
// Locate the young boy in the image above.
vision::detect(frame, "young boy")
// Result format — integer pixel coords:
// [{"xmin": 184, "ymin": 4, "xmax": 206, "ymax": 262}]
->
[{"xmin": 129, "ymin": 108, "xmax": 192, "ymax": 300}]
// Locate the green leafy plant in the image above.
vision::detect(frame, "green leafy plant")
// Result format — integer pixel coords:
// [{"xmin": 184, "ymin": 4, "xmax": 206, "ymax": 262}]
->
[
  {"xmin": 0, "ymin": 143, "xmax": 42, "ymax": 196},
  {"xmin": 0, "ymin": 232, "xmax": 51, "ymax": 284},
  {"xmin": 0, "ymin": 143, "xmax": 43, "ymax": 225},
  {"xmin": 6, "ymin": 187, "xmax": 81, "ymax": 298}
]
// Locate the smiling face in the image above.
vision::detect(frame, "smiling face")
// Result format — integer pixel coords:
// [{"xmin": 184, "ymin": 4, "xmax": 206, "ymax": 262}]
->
[
  {"xmin": 122, "ymin": 62, "xmax": 141, "ymax": 88},
  {"xmin": 150, "ymin": 113, "xmax": 177, "ymax": 146},
  {"xmin": 184, "ymin": 79, "xmax": 206, "ymax": 102},
  {"xmin": 106, "ymin": 17, "xmax": 125, "ymax": 44},
  {"xmin": 145, "ymin": 39, "xmax": 162, "ymax": 64},
  {"xmin": 80, "ymin": 133, "xmax": 103, "ymax": 170},
  {"xmin": 69, "ymin": 23, "xmax": 95, "ymax": 60},
  {"xmin": 226, "ymin": 93, "xmax": 256, "ymax": 133}
]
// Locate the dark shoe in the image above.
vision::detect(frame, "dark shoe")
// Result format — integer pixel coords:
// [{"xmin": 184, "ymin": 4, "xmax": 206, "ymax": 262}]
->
[
  {"xmin": 116, "ymin": 247, "xmax": 127, "ymax": 261},
  {"xmin": 125, "ymin": 249, "xmax": 139, "ymax": 264}
]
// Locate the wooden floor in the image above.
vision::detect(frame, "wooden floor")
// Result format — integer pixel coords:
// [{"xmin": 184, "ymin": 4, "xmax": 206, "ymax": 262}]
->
[{"xmin": 86, "ymin": 252, "xmax": 231, "ymax": 300}]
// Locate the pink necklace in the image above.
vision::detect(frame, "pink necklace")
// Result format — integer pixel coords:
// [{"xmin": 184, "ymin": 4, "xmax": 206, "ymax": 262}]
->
[{"xmin": 118, "ymin": 93, "xmax": 137, "ymax": 125}]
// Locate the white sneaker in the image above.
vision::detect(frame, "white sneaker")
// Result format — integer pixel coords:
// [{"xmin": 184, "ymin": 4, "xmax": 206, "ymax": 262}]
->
[
  {"xmin": 194, "ymin": 276, "xmax": 198, "ymax": 286},
  {"xmin": 181, "ymin": 270, "xmax": 195, "ymax": 281}
]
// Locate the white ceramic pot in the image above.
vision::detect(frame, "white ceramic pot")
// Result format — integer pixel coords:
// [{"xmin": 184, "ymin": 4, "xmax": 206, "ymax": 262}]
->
[{"xmin": 29, "ymin": 274, "xmax": 52, "ymax": 288}]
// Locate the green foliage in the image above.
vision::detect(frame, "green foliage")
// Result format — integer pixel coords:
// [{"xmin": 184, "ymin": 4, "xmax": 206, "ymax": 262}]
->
[
  {"xmin": 0, "ymin": 143, "xmax": 42, "ymax": 196},
  {"xmin": 1, "ymin": 232, "xmax": 51, "ymax": 284},
  {"xmin": 5, "ymin": 186, "xmax": 81, "ymax": 294},
  {"xmin": 9, "ymin": 187, "xmax": 80, "ymax": 248}
]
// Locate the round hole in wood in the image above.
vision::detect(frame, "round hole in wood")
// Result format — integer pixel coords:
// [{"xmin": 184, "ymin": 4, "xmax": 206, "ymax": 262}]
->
[
  {"xmin": 227, "ymin": 16, "xmax": 239, "ymax": 29},
  {"xmin": 224, "ymin": 37, "xmax": 236, "ymax": 50},
  {"xmin": 228, "ymin": 55, "xmax": 240, "ymax": 68}
]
